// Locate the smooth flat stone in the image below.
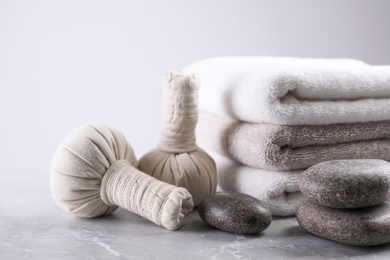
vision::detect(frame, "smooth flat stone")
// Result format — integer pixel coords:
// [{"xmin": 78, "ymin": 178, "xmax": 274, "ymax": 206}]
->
[
  {"xmin": 297, "ymin": 200, "xmax": 390, "ymax": 246},
  {"xmin": 198, "ymin": 191, "xmax": 272, "ymax": 234},
  {"xmin": 300, "ymin": 159, "xmax": 390, "ymax": 208}
]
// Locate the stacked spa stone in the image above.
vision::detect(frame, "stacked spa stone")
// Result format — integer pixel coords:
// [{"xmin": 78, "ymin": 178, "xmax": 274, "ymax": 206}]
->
[{"xmin": 297, "ymin": 159, "xmax": 390, "ymax": 246}]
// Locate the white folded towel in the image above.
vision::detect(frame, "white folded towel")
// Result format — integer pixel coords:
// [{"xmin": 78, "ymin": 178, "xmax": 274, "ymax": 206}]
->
[
  {"xmin": 184, "ymin": 57, "xmax": 390, "ymax": 125},
  {"xmin": 212, "ymin": 152, "xmax": 303, "ymax": 216}
]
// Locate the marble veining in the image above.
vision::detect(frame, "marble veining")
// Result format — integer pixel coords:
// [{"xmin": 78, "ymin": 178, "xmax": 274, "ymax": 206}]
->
[{"xmin": 2, "ymin": 170, "xmax": 390, "ymax": 259}]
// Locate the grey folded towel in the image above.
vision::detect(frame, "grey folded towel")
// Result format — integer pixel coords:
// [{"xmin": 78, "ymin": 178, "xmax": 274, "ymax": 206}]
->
[{"xmin": 197, "ymin": 112, "xmax": 390, "ymax": 171}]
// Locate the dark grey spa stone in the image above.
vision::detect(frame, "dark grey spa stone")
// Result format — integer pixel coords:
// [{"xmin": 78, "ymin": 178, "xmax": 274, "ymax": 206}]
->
[
  {"xmin": 198, "ymin": 191, "xmax": 272, "ymax": 234},
  {"xmin": 296, "ymin": 200, "xmax": 390, "ymax": 246},
  {"xmin": 300, "ymin": 159, "xmax": 390, "ymax": 208}
]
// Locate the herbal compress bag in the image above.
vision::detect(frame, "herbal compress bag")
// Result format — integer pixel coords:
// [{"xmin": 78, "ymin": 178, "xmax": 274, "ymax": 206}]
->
[
  {"xmin": 139, "ymin": 71, "xmax": 217, "ymax": 206},
  {"xmin": 50, "ymin": 124, "xmax": 194, "ymax": 230}
]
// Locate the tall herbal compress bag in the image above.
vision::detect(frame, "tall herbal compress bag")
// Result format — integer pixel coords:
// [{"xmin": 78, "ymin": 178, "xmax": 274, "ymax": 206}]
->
[{"xmin": 139, "ymin": 71, "xmax": 217, "ymax": 206}]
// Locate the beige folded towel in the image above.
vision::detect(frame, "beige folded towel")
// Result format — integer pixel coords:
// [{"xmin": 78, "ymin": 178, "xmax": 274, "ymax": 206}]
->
[
  {"xmin": 198, "ymin": 112, "xmax": 390, "ymax": 171},
  {"xmin": 212, "ymin": 153, "xmax": 303, "ymax": 216}
]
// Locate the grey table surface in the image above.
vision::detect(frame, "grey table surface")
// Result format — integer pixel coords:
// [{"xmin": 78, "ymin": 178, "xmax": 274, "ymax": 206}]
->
[{"xmin": 1, "ymin": 170, "xmax": 390, "ymax": 260}]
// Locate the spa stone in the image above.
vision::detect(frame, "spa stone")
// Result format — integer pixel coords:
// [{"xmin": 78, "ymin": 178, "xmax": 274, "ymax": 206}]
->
[
  {"xmin": 198, "ymin": 191, "xmax": 272, "ymax": 234},
  {"xmin": 300, "ymin": 159, "xmax": 390, "ymax": 208},
  {"xmin": 296, "ymin": 200, "xmax": 390, "ymax": 246}
]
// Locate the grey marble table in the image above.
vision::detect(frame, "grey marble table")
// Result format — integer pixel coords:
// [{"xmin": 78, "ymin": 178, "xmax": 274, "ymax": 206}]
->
[{"xmin": 1, "ymin": 170, "xmax": 390, "ymax": 260}]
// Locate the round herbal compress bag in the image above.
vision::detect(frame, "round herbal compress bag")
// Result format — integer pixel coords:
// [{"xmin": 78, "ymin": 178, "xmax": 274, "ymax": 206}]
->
[{"xmin": 50, "ymin": 124, "xmax": 193, "ymax": 230}]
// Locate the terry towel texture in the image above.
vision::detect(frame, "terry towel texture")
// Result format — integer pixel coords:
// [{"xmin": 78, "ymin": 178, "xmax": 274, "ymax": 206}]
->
[
  {"xmin": 212, "ymin": 153, "xmax": 303, "ymax": 216},
  {"xmin": 197, "ymin": 112, "xmax": 390, "ymax": 171},
  {"xmin": 188, "ymin": 56, "xmax": 390, "ymax": 216},
  {"xmin": 184, "ymin": 56, "xmax": 390, "ymax": 125}
]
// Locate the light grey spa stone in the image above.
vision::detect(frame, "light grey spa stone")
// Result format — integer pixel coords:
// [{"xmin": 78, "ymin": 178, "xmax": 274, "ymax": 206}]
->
[
  {"xmin": 198, "ymin": 191, "xmax": 272, "ymax": 234},
  {"xmin": 296, "ymin": 200, "xmax": 390, "ymax": 246},
  {"xmin": 300, "ymin": 159, "xmax": 390, "ymax": 208}
]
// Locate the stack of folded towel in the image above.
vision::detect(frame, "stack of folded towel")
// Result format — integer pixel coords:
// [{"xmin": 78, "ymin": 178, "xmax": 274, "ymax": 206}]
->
[{"xmin": 184, "ymin": 57, "xmax": 390, "ymax": 216}]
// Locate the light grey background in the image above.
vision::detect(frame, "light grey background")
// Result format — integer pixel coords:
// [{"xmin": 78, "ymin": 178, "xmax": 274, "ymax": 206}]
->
[{"xmin": 1, "ymin": 0, "xmax": 389, "ymax": 171}]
